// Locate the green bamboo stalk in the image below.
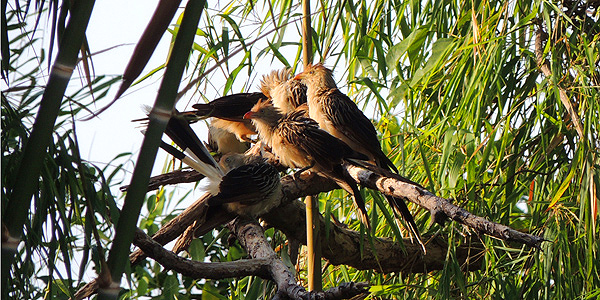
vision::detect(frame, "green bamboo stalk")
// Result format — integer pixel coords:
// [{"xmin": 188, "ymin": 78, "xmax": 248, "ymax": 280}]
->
[
  {"xmin": 98, "ymin": 0, "xmax": 206, "ymax": 298},
  {"xmin": 1, "ymin": 0, "xmax": 96, "ymax": 296}
]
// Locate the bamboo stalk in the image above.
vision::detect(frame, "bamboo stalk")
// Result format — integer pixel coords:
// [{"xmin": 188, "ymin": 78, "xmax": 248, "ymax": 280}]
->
[
  {"xmin": 302, "ymin": 0, "xmax": 313, "ymax": 65},
  {"xmin": 301, "ymin": 0, "xmax": 320, "ymax": 292},
  {"xmin": 1, "ymin": 0, "xmax": 97, "ymax": 297},
  {"xmin": 305, "ymin": 195, "xmax": 322, "ymax": 291},
  {"xmin": 98, "ymin": 1, "xmax": 206, "ymax": 299}
]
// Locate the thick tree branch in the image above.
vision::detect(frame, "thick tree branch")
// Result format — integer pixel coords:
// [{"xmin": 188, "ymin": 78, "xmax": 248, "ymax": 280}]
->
[
  {"xmin": 262, "ymin": 199, "xmax": 484, "ymax": 273},
  {"xmin": 229, "ymin": 217, "xmax": 369, "ymax": 300},
  {"xmin": 133, "ymin": 227, "xmax": 271, "ymax": 278},
  {"xmin": 345, "ymin": 164, "xmax": 545, "ymax": 248}
]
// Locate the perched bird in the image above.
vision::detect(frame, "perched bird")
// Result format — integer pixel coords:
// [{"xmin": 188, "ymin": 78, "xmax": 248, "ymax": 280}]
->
[
  {"xmin": 293, "ymin": 63, "xmax": 396, "ymax": 171},
  {"xmin": 191, "ymin": 92, "xmax": 266, "ymax": 142},
  {"xmin": 189, "ymin": 68, "xmax": 307, "ymax": 143},
  {"xmin": 161, "ymin": 114, "xmax": 282, "ymax": 217},
  {"xmin": 260, "ymin": 68, "xmax": 307, "ymax": 114},
  {"xmin": 243, "ymin": 99, "xmax": 373, "ymax": 227},
  {"xmin": 136, "ymin": 69, "xmax": 306, "ymax": 146},
  {"xmin": 206, "ymin": 123, "xmax": 250, "ymax": 155},
  {"xmin": 294, "ymin": 63, "xmax": 425, "ymax": 250}
]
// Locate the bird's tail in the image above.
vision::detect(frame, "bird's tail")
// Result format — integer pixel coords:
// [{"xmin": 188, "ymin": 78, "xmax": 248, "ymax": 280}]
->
[
  {"xmin": 386, "ymin": 195, "xmax": 426, "ymax": 253},
  {"xmin": 329, "ymin": 165, "xmax": 371, "ymax": 230},
  {"xmin": 378, "ymin": 154, "xmax": 399, "ymax": 174},
  {"xmin": 188, "ymin": 103, "xmax": 214, "ymax": 118},
  {"xmin": 161, "ymin": 113, "xmax": 224, "ymax": 194}
]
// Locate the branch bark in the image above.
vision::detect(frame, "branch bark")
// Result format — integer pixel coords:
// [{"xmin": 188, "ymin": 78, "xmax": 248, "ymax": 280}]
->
[
  {"xmin": 262, "ymin": 199, "xmax": 484, "ymax": 273},
  {"xmin": 229, "ymin": 217, "xmax": 369, "ymax": 300},
  {"xmin": 345, "ymin": 163, "xmax": 545, "ymax": 248},
  {"xmin": 133, "ymin": 227, "xmax": 271, "ymax": 278},
  {"xmin": 76, "ymin": 158, "xmax": 542, "ymax": 299}
]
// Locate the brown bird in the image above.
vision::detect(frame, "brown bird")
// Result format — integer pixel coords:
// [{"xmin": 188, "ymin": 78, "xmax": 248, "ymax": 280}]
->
[
  {"xmin": 160, "ymin": 113, "xmax": 282, "ymax": 217},
  {"xmin": 294, "ymin": 63, "xmax": 424, "ymax": 250},
  {"xmin": 206, "ymin": 123, "xmax": 250, "ymax": 155},
  {"xmin": 260, "ymin": 68, "xmax": 307, "ymax": 114},
  {"xmin": 191, "ymin": 92, "xmax": 266, "ymax": 142},
  {"xmin": 243, "ymin": 99, "xmax": 373, "ymax": 227},
  {"xmin": 188, "ymin": 69, "xmax": 307, "ymax": 144},
  {"xmin": 293, "ymin": 63, "xmax": 396, "ymax": 171}
]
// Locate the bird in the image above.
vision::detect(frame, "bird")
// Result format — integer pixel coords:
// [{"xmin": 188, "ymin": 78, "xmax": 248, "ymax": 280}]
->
[
  {"xmin": 191, "ymin": 92, "xmax": 266, "ymax": 143},
  {"xmin": 206, "ymin": 123, "xmax": 250, "ymax": 155},
  {"xmin": 260, "ymin": 68, "xmax": 307, "ymax": 114},
  {"xmin": 243, "ymin": 99, "xmax": 373, "ymax": 228},
  {"xmin": 293, "ymin": 63, "xmax": 397, "ymax": 171},
  {"xmin": 160, "ymin": 113, "xmax": 283, "ymax": 217},
  {"xmin": 294, "ymin": 63, "xmax": 425, "ymax": 251},
  {"xmin": 188, "ymin": 68, "xmax": 308, "ymax": 143}
]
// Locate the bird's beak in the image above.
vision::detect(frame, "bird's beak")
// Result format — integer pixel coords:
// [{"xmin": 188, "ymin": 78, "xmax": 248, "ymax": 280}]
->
[
  {"xmin": 243, "ymin": 111, "xmax": 255, "ymax": 119},
  {"xmin": 293, "ymin": 72, "xmax": 304, "ymax": 81}
]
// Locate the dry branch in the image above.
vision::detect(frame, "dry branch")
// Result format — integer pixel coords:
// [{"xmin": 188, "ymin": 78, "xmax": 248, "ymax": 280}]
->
[
  {"xmin": 262, "ymin": 199, "xmax": 484, "ymax": 273},
  {"xmin": 346, "ymin": 164, "xmax": 545, "ymax": 248},
  {"xmin": 229, "ymin": 217, "xmax": 369, "ymax": 299},
  {"xmin": 76, "ymin": 156, "xmax": 542, "ymax": 299},
  {"xmin": 133, "ymin": 227, "xmax": 271, "ymax": 278}
]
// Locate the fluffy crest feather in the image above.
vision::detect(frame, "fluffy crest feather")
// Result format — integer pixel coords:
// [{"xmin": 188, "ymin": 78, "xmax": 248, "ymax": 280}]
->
[{"xmin": 260, "ymin": 68, "xmax": 293, "ymax": 98}]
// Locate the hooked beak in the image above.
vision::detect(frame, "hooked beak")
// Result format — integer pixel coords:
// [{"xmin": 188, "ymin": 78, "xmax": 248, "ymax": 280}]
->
[{"xmin": 243, "ymin": 111, "xmax": 255, "ymax": 119}]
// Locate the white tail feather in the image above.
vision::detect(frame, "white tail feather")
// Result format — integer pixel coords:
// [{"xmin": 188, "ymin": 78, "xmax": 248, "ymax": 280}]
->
[{"xmin": 181, "ymin": 150, "xmax": 223, "ymax": 196}]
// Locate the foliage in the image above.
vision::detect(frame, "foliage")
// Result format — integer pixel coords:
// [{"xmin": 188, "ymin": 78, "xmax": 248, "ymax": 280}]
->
[
  {"xmin": 2, "ymin": 0, "xmax": 599, "ymax": 299},
  {"xmin": 2, "ymin": 5, "xmax": 124, "ymax": 299}
]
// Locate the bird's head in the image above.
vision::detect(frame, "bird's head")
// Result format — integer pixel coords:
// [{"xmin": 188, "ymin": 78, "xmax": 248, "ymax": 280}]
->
[
  {"xmin": 293, "ymin": 63, "xmax": 336, "ymax": 88},
  {"xmin": 260, "ymin": 68, "xmax": 293, "ymax": 98},
  {"xmin": 243, "ymin": 99, "xmax": 283, "ymax": 124},
  {"xmin": 219, "ymin": 153, "xmax": 263, "ymax": 171}
]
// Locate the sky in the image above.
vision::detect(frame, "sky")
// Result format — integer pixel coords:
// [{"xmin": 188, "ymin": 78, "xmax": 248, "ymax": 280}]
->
[
  {"xmin": 76, "ymin": 0, "xmax": 173, "ymax": 182},
  {"xmin": 75, "ymin": 0, "xmax": 298, "ymax": 210}
]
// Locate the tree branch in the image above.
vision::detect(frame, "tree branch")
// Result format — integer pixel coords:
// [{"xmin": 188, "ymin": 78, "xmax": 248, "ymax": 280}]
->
[
  {"xmin": 262, "ymin": 199, "xmax": 484, "ymax": 273},
  {"xmin": 76, "ymin": 155, "xmax": 542, "ymax": 299},
  {"xmin": 229, "ymin": 217, "xmax": 369, "ymax": 300},
  {"xmin": 345, "ymin": 164, "xmax": 545, "ymax": 248},
  {"xmin": 133, "ymin": 227, "xmax": 271, "ymax": 278}
]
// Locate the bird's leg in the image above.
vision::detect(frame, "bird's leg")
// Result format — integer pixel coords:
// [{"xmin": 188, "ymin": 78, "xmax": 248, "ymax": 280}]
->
[
  {"xmin": 293, "ymin": 163, "xmax": 314, "ymax": 181},
  {"xmin": 238, "ymin": 133, "xmax": 257, "ymax": 144}
]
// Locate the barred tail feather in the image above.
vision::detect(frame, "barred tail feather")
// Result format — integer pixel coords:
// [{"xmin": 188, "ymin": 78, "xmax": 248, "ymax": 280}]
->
[{"xmin": 386, "ymin": 195, "xmax": 425, "ymax": 253}]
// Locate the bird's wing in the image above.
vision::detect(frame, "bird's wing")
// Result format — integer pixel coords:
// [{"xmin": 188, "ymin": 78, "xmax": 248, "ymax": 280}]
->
[
  {"xmin": 209, "ymin": 163, "xmax": 280, "ymax": 205},
  {"xmin": 278, "ymin": 111, "xmax": 360, "ymax": 171},
  {"xmin": 286, "ymin": 80, "xmax": 307, "ymax": 108},
  {"xmin": 322, "ymin": 89, "xmax": 397, "ymax": 171}
]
